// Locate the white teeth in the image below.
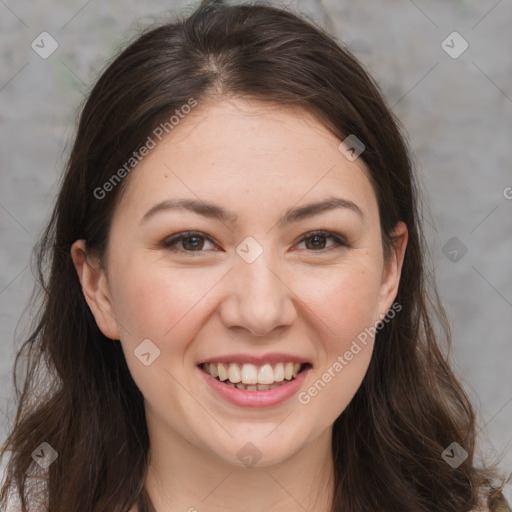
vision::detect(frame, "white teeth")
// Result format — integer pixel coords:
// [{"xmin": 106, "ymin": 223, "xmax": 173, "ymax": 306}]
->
[
  {"xmin": 241, "ymin": 363, "xmax": 258, "ymax": 384},
  {"xmin": 218, "ymin": 363, "xmax": 228, "ymax": 381},
  {"xmin": 236, "ymin": 383, "xmax": 270, "ymax": 390},
  {"xmin": 228, "ymin": 363, "xmax": 241, "ymax": 383},
  {"xmin": 274, "ymin": 362, "xmax": 284, "ymax": 382},
  {"xmin": 202, "ymin": 361, "xmax": 306, "ymax": 387},
  {"xmin": 257, "ymin": 363, "xmax": 275, "ymax": 384},
  {"xmin": 284, "ymin": 362, "xmax": 294, "ymax": 380}
]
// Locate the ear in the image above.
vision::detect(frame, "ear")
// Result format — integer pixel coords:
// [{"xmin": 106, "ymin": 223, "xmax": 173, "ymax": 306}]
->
[
  {"xmin": 376, "ymin": 221, "xmax": 408, "ymax": 320},
  {"xmin": 70, "ymin": 240, "xmax": 120, "ymax": 340}
]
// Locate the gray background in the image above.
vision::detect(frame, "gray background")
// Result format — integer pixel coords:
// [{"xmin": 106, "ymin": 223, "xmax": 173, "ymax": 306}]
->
[{"xmin": 1, "ymin": 0, "xmax": 511, "ymax": 481}]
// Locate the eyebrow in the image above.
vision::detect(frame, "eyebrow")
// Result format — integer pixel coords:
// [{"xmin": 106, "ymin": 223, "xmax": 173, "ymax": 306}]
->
[{"xmin": 140, "ymin": 196, "xmax": 365, "ymax": 226}]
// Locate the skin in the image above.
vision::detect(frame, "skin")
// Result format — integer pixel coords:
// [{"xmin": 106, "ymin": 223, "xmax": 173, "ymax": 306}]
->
[{"xmin": 71, "ymin": 97, "xmax": 408, "ymax": 512}]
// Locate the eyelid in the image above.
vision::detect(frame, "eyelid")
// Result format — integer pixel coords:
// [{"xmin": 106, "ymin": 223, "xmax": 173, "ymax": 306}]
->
[{"xmin": 162, "ymin": 229, "xmax": 349, "ymax": 255}]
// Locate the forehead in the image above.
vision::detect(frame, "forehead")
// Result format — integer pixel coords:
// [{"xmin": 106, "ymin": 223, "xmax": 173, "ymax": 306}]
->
[{"xmin": 115, "ymin": 98, "xmax": 378, "ymax": 224}]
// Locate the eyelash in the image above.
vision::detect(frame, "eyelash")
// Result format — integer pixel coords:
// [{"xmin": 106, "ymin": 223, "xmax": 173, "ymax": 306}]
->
[{"xmin": 161, "ymin": 230, "xmax": 349, "ymax": 256}]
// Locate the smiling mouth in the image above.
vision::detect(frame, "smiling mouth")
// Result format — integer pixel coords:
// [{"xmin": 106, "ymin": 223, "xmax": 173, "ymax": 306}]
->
[{"xmin": 199, "ymin": 362, "xmax": 311, "ymax": 391}]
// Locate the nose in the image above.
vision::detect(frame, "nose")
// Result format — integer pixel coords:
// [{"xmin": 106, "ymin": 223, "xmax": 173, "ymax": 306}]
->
[{"xmin": 219, "ymin": 250, "xmax": 297, "ymax": 337}]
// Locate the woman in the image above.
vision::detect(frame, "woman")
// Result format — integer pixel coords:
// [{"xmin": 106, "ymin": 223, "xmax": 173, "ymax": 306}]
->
[{"xmin": 1, "ymin": 0, "xmax": 510, "ymax": 511}]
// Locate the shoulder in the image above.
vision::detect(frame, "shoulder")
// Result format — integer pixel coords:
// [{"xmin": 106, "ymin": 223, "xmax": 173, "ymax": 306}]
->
[
  {"xmin": 2, "ymin": 490, "xmax": 22, "ymax": 512},
  {"xmin": 476, "ymin": 477, "xmax": 512, "ymax": 512}
]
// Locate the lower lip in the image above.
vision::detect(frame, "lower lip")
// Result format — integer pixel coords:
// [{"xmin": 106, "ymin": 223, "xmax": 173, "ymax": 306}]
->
[{"xmin": 198, "ymin": 365, "xmax": 311, "ymax": 409}]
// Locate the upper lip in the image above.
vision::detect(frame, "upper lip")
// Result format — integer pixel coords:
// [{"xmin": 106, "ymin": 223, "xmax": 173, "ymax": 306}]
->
[{"xmin": 197, "ymin": 353, "xmax": 312, "ymax": 366}]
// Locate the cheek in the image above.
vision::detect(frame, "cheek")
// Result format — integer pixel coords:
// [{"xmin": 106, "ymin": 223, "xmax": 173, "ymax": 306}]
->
[
  {"xmin": 112, "ymin": 250, "xmax": 382, "ymax": 359},
  {"xmin": 299, "ymin": 345, "xmax": 373, "ymax": 431},
  {"xmin": 110, "ymin": 261, "xmax": 216, "ymax": 404},
  {"xmin": 111, "ymin": 257, "xmax": 218, "ymax": 341},
  {"xmin": 293, "ymin": 258, "xmax": 380, "ymax": 415},
  {"xmin": 297, "ymin": 258, "xmax": 382, "ymax": 345},
  {"xmin": 296, "ymin": 276, "xmax": 377, "ymax": 426}
]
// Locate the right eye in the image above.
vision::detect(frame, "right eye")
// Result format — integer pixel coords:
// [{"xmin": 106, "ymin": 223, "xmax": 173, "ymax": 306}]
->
[{"xmin": 162, "ymin": 231, "xmax": 218, "ymax": 255}]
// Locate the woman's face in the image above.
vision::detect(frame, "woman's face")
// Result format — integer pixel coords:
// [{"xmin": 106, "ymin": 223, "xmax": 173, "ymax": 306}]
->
[{"xmin": 73, "ymin": 98, "xmax": 407, "ymax": 467}]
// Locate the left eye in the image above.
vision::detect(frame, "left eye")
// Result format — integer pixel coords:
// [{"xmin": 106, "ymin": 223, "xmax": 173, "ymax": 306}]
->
[
  {"xmin": 162, "ymin": 230, "xmax": 347, "ymax": 255},
  {"xmin": 296, "ymin": 230, "xmax": 347, "ymax": 251}
]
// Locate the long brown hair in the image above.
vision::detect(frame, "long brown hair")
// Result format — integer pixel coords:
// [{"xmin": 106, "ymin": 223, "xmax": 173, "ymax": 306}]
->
[{"xmin": 1, "ymin": 1, "xmax": 508, "ymax": 511}]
